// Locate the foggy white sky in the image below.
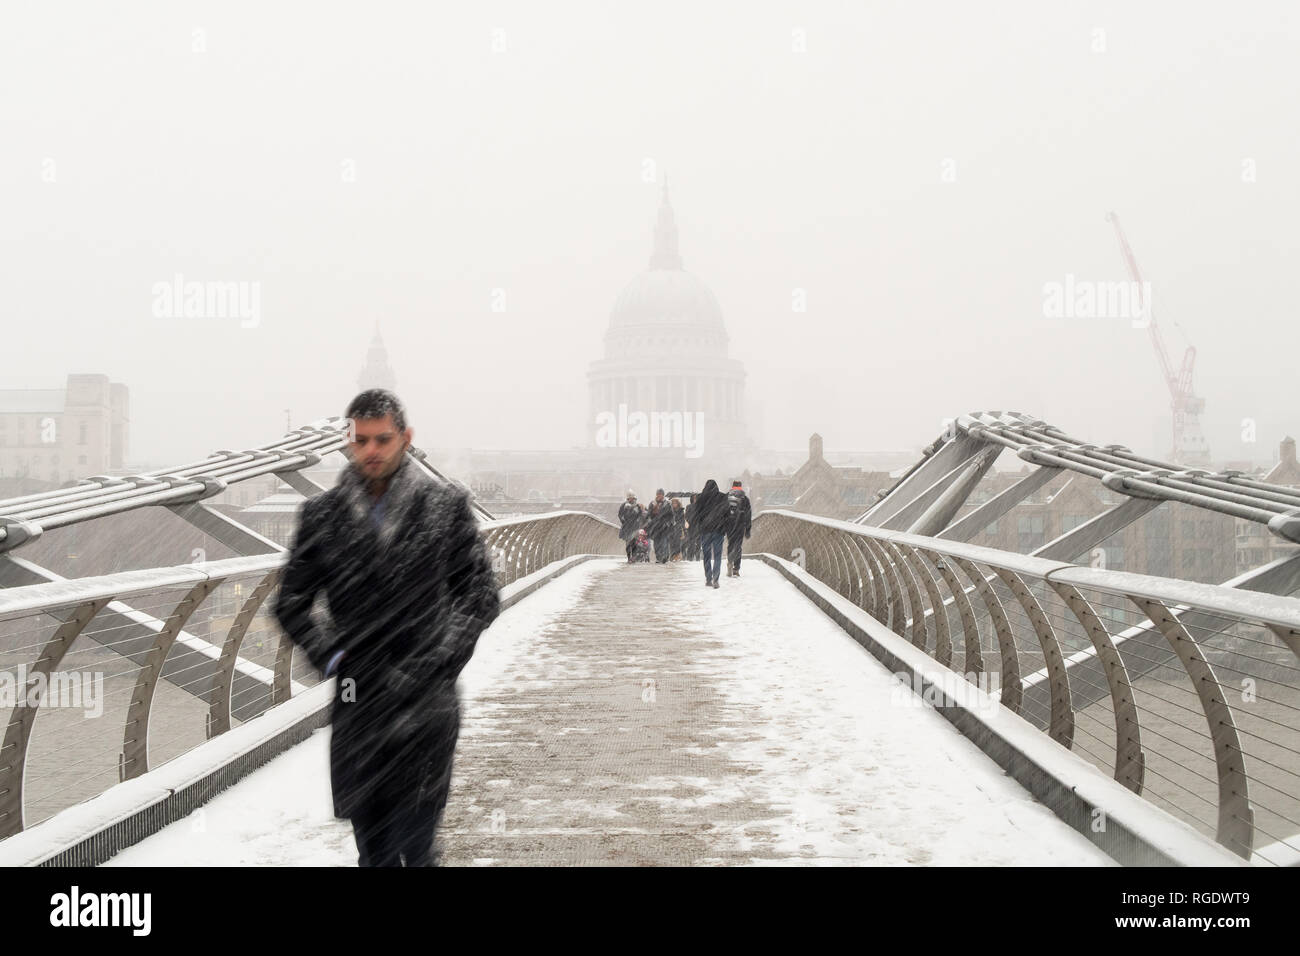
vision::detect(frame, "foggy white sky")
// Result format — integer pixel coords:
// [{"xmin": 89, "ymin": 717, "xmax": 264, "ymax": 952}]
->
[{"xmin": 2, "ymin": 1, "xmax": 1297, "ymax": 469}]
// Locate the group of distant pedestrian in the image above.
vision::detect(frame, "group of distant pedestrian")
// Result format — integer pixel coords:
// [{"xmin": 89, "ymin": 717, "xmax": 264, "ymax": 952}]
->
[{"xmin": 617, "ymin": 479, "xmax": 752, "ymax": 587}]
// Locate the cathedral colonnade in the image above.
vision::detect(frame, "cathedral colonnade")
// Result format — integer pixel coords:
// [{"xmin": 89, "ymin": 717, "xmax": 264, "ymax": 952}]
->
[
  {"xmin": 590, "ymin": 374, "xmax": 743, "ymax": 421},
  {"xmin": 586, "ymin": 180, "xmax": 750, "ymax": 492}
]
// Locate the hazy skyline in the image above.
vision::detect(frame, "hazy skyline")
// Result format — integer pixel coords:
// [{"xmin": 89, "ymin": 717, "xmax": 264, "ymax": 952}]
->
[{"xmin": 3, "ymin": 1, "xmax": 1297, "ymax": 470}]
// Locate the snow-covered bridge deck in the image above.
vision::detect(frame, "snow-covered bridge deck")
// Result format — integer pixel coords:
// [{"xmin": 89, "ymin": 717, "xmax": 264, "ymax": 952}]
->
[{"xmin": 105, "ymin": 558, "xmax": 1110, "ymax": 866}]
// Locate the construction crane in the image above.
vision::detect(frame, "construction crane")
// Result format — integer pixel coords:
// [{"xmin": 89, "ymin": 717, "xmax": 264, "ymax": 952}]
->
[{"xmin": 1106, "ymin": 211, "xmax": 1211, "ymax": 467}]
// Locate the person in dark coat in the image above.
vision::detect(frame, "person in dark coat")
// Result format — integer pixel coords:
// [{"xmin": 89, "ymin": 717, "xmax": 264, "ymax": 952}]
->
[
  {"xmin": 617, "ymin": 490, "xmax": 643, "ymax": 562},
  {"xmin": 693, "ymin": 478, "xmax": 729, "ymax": 588},
  {"xmin": 670, "ymin": 498, "xmax": 686, "ymax": 560},
  {"xmin": 724, "ymin": 479, "xmax": 753, "ymax": 577},
  {"xmin": 684, "ymin": 493, "xmax": 701, "ymax": 561},
  {"xmin": 274, "ymin": 389, "xmax": 500, "ymax": 866},
  {"xmin": 645, "ymin": 488, "xmax": 675, "ymax": 564}
]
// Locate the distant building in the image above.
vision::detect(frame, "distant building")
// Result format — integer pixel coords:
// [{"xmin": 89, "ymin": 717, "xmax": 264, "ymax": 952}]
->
[
  {"xmin": 1235, "ymin": 436, "xmax": 1300, "ymax": 576},
  {"xmin": 1264, "ymin": 435, "xmax": 1300, "ymax": 485},
  {"xmin": 0, "ymin": 374, "xmax": 129, "ymax": 491},
  {"xmin": 958, "ymin": 467, "xmax": 1238, "ymax": 588},
  {"xmin": 357, "ymin": 323, "xmax": 397, "ymax": 392},
  {"xmin": 586, "ymin": 180, "xmax": 751, "ymax": 493},
  {"xmin": 743, "ymin": 433, "xmax": 893, "ymax": 521},
  {"xmin": 445, "ymin": 183, "xmax": 755, "ymax": 501}
]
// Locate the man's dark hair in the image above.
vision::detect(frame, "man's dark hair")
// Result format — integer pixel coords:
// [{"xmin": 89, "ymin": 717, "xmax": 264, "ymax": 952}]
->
[{"xmin": 346, "ymin": 389, "xmax": 407, "ymax": 432}]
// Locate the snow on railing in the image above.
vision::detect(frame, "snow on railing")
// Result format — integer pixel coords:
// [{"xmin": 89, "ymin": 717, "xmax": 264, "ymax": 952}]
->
[
  {"xmin": 752, "ymin": 508, "xmax": 1300, "ymax": 863},
  {"xmin": 0, "ymin": 510, "xmax": 619, "ymax": 839}
]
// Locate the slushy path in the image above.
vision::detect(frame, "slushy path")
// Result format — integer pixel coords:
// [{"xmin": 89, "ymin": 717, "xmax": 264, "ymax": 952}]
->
[{"xmin": 106, "ymin": 558, "xmax": 1110, "ymax": 866}]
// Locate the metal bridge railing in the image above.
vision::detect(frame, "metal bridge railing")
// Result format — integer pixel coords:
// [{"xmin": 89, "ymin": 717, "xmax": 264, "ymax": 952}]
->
[
  {"xmin": 752, "ymin": 509, "xmax": 1300, "ymax": 863},
  {"xmin": 0, "ymin": 511, "xmax": 619, "ymax": 838},
  {"xmin": 0, "ymin": 420, "xmax": 497, "ymax": 554}
]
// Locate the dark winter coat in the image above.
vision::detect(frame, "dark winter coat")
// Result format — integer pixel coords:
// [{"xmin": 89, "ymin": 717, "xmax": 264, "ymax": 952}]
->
[
  {"xmin": 725, "ymin": 489, "xmax": 753, "ymax": 538},
  {"xmin": 685, "ymin": 497, "xmax": 701, "ymax": 544},
  {"xmin": 273, "ymin": 455, "xmax": 500, "ymax": 819},
  {"xmin": 645, "ymin": 499, "xmax": 676, "ymax": 537},
  {"xmin": 617, "ymin": 500, "xmax": 643, "ymax": 541},
  {"xmin": 692, "ymin": 479, "xmax": 730, "ymax": 535}
]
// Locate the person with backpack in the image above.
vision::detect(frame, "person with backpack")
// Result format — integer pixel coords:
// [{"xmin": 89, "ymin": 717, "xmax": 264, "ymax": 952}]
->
[
  {"xmin": 724, "ymin": 479, "xmax": 752, "ymax": 577},
  {"xmin": 693, "ymin": 479, "xmax": 729, "ymax": 588}
]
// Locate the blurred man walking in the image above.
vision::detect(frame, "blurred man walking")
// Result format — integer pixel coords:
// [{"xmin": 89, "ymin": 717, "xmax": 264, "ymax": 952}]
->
[{"xmin": 274, "ymin": 389, "xmax": 500, "ymax": 866}]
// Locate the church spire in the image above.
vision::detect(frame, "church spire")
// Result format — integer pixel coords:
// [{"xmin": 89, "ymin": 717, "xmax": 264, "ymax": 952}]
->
[
  {"xmin": 649, "ymin": 175, "xmax": 683, "ymax": 270},
  {"xmin": 357, "ymin": 321, "xmax": 398, "ymax": 392}
]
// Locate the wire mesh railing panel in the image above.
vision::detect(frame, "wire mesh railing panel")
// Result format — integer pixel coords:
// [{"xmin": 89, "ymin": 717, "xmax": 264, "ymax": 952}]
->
[
  {"xmin": 17, "ymin": 587, "xmax": 196, "ymax": 827},
  {"xmin": 751, "ymin": 509, "xmax": 1300, "ymax": 863},
  {"xmin": 0, "ymin": 510, "xmax": 620, "ymax": 838}
]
